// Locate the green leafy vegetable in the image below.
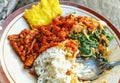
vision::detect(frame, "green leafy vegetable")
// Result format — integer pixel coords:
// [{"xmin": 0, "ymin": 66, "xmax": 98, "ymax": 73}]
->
[{"xmin": 70, "ymin": 25, "xmax": 114, "ymax": 62}]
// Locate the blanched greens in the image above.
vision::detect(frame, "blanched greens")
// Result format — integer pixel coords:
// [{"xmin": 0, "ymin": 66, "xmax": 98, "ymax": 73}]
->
[{"xmin": 70, "ymin": 26, "xmax": 114, "ymax": 62}]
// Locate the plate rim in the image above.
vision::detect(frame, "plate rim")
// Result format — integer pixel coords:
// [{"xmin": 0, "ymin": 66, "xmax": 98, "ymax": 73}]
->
[{"xmin": 0, "ymin": 1, "xmax": 120, "ymax": 83}]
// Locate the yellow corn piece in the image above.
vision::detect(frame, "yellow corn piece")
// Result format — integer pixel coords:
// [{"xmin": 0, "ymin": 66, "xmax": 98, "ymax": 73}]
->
[{"xmin": 23, "ymin": 0, "xmax": 62, "ymax": 28}]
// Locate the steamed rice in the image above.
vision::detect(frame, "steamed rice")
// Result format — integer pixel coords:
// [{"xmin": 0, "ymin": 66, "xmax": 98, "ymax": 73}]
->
[
  {"xmin": 34, "ymin": 47, "xmax": 71, "ymax": 83},
  {"xmin": 33, "ymin": 46, "xmax": 83, "ymax": 83}
]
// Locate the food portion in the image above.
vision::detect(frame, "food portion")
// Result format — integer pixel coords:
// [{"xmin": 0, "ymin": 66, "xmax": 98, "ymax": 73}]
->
[
  {"xmin": 70, "ymin": 18, "xmax": 114, "ymax": 61},
  {"xmin": 34, "ymin": 47, "xmax": 72, "ymax": 83},
  {"xmin": 8, "ymin": 13, "xmax": 114, "ymax": 82},
  {"xmin": 34, "ymin": 40, "xmax": 83, "ymax": 83},
  {"xmin": 23, "ymin": 0, "xmax": 62, "ymax": 28},
  {"xmin": 8, "ymin": 14, "xmax": 113, "ymax": 69}
]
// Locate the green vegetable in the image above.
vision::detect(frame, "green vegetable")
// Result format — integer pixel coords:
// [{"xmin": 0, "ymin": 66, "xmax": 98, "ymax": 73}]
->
[
  {"xmin": 79, "ymin": 47, "xmax": 91, "ymax": 55},
  {"xmin": 73, "ymin": 11, "xmax": 76, "ymax": 14},
  {"xmin": 70, "ymin": 33, "xmax": 76, "ymax": 40},
  {"xmin": 91, "ymin": 54, "xmax": 96, "ymax": 58},
  {"xmin": 70, "ymin": 25, "xmax": 113, "ymax": 62},
  {"xmin": 107, "ymin": 35, "xmax": 114, "ymax": 41},
  {"xmin": 103, "ymin": 58, "xmax": 108, "ymax": 62}
]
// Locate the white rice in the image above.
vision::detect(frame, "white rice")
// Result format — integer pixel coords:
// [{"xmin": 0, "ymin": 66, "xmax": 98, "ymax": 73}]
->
[{"xmin": 34, "ymin": 47, "xmax": 72, "ymax": 83}]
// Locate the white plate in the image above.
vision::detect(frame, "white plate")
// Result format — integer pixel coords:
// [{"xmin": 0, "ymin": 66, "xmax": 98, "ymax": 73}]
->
[{"xmin": 0, "ymin": 2, "xmax": 120, "ymax": 83}]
